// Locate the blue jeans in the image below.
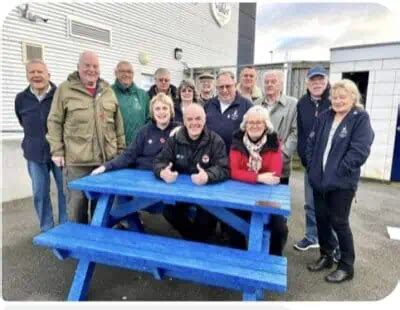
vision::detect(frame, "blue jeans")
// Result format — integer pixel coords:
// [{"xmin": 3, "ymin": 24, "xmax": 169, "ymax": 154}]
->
[
  {"xmin": 304, "ymin": 171, "xmax": 319, "ymax": 243},
  {"xmin": 27, "ymin": 160, "xmax": 67, "ymax": 232}
]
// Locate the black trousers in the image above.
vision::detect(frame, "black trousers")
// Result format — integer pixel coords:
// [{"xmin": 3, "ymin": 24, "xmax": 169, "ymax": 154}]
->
[
  {"xmin": 163, "ymin": 202, "xmax": 217, "ymax": 242},
  {"xmin": 313, "ymin": 189, "xmax": 355, "ymax": 272}
]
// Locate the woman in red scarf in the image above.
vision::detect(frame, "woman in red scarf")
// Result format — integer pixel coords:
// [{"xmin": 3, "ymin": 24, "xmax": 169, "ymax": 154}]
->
[{"xmin": 229, "ymin": 105, "xmax": 288, "ymax": 255}]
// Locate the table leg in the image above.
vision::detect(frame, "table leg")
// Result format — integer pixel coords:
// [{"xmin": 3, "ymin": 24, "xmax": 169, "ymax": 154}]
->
[
  {"xmin": 91, "ymin": 194, "xmax": 114, "ymax": 227},
  {"xmin": 67, "ymin": 259, "xmax": 96, "ymax": 301}
]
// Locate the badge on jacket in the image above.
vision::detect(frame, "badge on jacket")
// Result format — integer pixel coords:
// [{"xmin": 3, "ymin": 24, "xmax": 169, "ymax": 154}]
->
[
  {"xmin": 202, "ymin": 154, "xmax": 210, "ymax": 163},
  {"xmin": 339, "ymin": 126, "xmax": 348, "ymax": 138}
]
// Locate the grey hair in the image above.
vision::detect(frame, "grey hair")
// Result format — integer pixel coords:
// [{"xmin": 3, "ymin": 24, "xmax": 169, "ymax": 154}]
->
[
  {"xmin": 331, "ymin": 79, "xmax": 364, "ymax": 109},
  {"xmin": 240, "ymin": 105, "xmax": 274, "ymax": 133},
  {"xmin": 263, "ymin": 69, "xmax": 284, "ymax": 83},
  {"xmin": 25, "ymin": 58, "xmax": 48, "ymax": 72},
  {"xmin": 78, "ymin": 51, "xmax": 99, "ymax": 66},
  {"xmin": 217, "ymin": 70, "xmax": 236, "ymax": 81},
  {"xmin": 115, "ymin": 60, "xmax": 133, "ymax": 71},
  {"xmin": 183, "ymin": 102, "xmax": 206, "ymax": 120},
  {"xmin": 154, "ymin": 68, "xmax": 170, "ymax": 78}
]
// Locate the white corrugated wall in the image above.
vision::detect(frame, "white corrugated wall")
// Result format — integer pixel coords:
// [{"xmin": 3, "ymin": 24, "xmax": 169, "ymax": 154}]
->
[
  {"xmin": 1, "ymin": 2, "xmax": 239, "ymax": 201},
  {"xmin": 2, "ymin": 2, "xmax": 239, "ymax": 134}
]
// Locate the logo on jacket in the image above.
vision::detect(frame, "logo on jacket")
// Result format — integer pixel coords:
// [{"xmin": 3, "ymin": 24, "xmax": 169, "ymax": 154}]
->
[
  {"xmin": 227, "ymin": 109, "xmax": 239, "ymax": 120},
  {"xmin": 176, "ymin": 154, "xmax": 184, "ymax": 160},
  {"xmin": 339, "ymin": 126, "xmax": 348, "ymax": 138},
  {"xmin": 148, "ymin": 139, "xmax": 153, "ymax": 144},
  {"xmin": 202, "ymin": 154, "xmax": 210, "ymax": 163},
  {"xmin": 160, "ymin": 137, "xmax": 166, "ymax": 144}
]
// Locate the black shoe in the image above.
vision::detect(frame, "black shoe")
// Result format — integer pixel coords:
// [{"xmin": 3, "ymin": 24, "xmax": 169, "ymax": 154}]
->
[
  {"xmin": 325, "ymin": 269, "xmax": 354, "ymax": 283},
  {"xmin": 307, "ymin": 255, "xmax": 334, "ymax": 272}
]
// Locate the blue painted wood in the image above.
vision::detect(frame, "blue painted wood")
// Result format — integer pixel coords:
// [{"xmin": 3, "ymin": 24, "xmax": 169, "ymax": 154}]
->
[
  {"xmin": 109, "ymin": 196, "xmax": 161, "ymax": 220},
  {"xmin": 200, "ymin": 205, "xmax": 249, "ymax": 236},
  {"xmin": 52, "ymin": 249, "xmax": 70, "ymax": 260},
  {"xmin": 67, "ymin": 259, "xmax": 96, "ymax": 301},
  {"xmin": 69, "ymin": 169, "xmax": 291, "ymax": 217},
  {"xmin": 91, "ymin": 194, "xmax": 114, "ymax": 227},
  {"xmin": 33, "ymin": 223, "xmax": 287, "ymax": 294},
  {"xmin": 248, "ymin": 213, "xmax": 265, "ymax": 252}
]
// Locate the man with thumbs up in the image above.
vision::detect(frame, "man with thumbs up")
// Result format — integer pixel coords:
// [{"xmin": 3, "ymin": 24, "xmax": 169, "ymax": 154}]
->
[{"xmin": 153, "ymin": 103, "xmax": 229, "ymax": 242}]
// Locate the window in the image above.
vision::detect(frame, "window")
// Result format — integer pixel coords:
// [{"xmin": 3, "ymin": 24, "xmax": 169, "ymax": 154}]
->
[{"xmin": 22, "ymin": 42, "xmax": 44, "ymax": 63}]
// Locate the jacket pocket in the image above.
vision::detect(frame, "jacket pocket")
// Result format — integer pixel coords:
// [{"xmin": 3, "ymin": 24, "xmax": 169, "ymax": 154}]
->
[
  {"xmin": 104, "ymin": 133, "xmax": 118, "ymax": 161},
  {"xmin": 102, "ymin": 101, "xmax": 117, "ymax": 124},
  {"xmin": 64, "ymin": 128, "xmax": 92, "ymax": 164},
  {"xmin": 65, "ymin": 100, "xmax": 90, "ymax": 126}
]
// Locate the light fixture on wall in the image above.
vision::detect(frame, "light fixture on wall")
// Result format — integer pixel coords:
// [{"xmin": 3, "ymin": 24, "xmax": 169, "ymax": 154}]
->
[
  {"xmin": 138, "ymin": 51, "xmax": 151, "ymax": 65},
  {"xmin": 174, "ymin": 48, "xmax": 183, "ymax": 61}
]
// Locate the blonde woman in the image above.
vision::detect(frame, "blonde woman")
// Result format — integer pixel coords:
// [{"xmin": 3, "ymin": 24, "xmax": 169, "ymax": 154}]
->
[{"xmin": 305, "ymin": 79, "xmax": 374, "ymax": 283}]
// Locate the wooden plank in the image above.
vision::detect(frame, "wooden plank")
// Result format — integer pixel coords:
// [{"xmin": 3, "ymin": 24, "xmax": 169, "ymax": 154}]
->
[
  {"xmin": 35, "ymin": 223, "xmax": 287, "ymax": 271},
  {"xmin": 33, "ymin": 225, "xmax": 287, "ymax": 291},
  {"xmin": 67, "ymin": 259, "xmax": 96, "ymax": 301},
  {"xmin": 68, "ymin": 169, "xmax": 291, "ymax": 217}
]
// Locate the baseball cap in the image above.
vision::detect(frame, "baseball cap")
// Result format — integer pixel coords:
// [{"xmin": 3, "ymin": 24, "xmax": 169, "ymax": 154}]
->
[
  {"xmin": 307, "ymin": 65, "xmax": 327, "ymax": 79},
  {"xmin": 198, "ymin": 72, "xmax": 214, "ymax": 80}
]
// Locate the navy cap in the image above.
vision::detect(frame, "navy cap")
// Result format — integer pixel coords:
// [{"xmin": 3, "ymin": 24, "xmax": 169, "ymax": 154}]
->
[{"xmin": 307, "ymin": 65, "xmax": 327, "ymax": 79}]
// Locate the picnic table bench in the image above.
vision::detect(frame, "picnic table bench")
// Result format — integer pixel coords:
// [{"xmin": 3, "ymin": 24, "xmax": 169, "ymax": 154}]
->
[{"xmin": 33, "ymin": 169, "xmax": 291, "ymax": 301}]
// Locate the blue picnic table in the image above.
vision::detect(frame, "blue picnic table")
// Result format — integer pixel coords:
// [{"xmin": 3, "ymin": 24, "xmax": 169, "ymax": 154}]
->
[{"xmin": 33, "ymin": 169, "xmax": 291, "ymax": 301}]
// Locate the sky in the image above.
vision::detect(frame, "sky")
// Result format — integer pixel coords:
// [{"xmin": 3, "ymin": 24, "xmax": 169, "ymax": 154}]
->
[{"xmin": 255, "ymin": 1, "xmax": 400, "ymax": 64}]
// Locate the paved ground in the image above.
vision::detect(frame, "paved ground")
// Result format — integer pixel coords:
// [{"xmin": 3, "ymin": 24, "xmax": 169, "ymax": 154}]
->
[{"xmin": 2, "ymin": 170, "xmax": 399, "ymax": 301}]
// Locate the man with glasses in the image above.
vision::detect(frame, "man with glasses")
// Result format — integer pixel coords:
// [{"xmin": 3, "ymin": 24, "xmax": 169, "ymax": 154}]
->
[
  {"xmin": 148, "ymin": 68, "xmax": 178, "ymax": 102},
  {"xmin": 237, "ymin": 66, "xmax": 262, "ymax": 103},
  {"xmin": 254, "ymin": 70, "xmax": 297, "ymax": 186},
  {"xmin": 204, "ymin": 71, "xmax": 252, "ymax": 247},
  {"xmin": 204, "ymin": 71, "xmax": 253, "ymax": 152},
  {"xmin": 112, "ymin": 61, "xmax": 150, "ymax": 145},
  {"xmin": 197, "ymin": 72, "xmax": 215, "ymax": 105},
  {"xmin": 294, "ymin": 65, "xmax": 340, "ymax": 261}
]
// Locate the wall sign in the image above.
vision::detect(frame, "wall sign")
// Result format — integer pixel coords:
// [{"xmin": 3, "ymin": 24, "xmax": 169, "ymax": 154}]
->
[{"xmin": 211, "ymin": 2, "xmax": 232, "ymax": 27}]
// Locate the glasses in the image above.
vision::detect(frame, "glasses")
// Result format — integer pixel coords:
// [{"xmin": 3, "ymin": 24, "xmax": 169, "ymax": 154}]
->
[
  {"xmin": 157, "ymin": 78, "xmax": 170, "ymax": 83},
  {"xmin": 247, "ymin": 120, "xmax": 265, "ymax": 127},
  {"xmin": 118, "ymin": 70, "xmax": 133, "ymax": 75},
  {"xmin": 181, "ymin": 88, "xmax": 193, "ymax": 93},
  {"xmin": 217, "ymin": 84, "xmax": 234, "ymax": 90}
]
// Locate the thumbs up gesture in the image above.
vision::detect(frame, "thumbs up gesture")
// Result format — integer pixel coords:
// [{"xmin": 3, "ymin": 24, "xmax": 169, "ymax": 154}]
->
[
  {"xmin": 160, "ymin": 162, "xmax": 178, "ymax": 183},
  {"xmin": 191, "ymin": 163, "xmax": 209, "ymax": 185}
]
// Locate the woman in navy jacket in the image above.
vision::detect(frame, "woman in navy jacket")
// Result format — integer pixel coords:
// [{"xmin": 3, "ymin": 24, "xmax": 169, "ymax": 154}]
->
[
  {"xmin": 91, "ymin": 93, "xmax": 180, "ymax": 173},
  {"xmin": 305, "ymin": 79, "xmax": 374, "ymax": 283}
]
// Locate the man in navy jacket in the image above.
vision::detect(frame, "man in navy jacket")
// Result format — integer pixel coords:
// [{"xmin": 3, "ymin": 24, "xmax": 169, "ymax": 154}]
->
[
  {"xmin": 294, "ymin": 65, "xmax": 339, "ymax": 254},
  {"xmin": 15, "ymin": 59, "xmax": 66, "ymax": 232}
]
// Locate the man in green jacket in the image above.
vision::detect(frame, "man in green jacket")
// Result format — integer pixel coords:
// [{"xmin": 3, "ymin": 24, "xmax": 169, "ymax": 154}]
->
[
  {"xmin": 47, "ymin": 51, "xmax": 125, "ymax": 223},
  {"xmin": 112, "ymin": 61, "xmax": 150, "ymax": 145}
]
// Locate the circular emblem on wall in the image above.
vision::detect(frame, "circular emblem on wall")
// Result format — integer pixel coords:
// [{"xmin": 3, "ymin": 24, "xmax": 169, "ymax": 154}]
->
[
  {"xmin": 202, "ymin": 154, "xmax": 210, "ymax": 163},
  {"xmin": 210, "ymin": 2, "xmax": 232, "ymax": 27}
]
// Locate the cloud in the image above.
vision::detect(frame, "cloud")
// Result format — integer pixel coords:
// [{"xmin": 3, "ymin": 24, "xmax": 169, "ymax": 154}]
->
[{"xmin": 255, "ymin": 2, "xmax": 398, "ymax": 63}]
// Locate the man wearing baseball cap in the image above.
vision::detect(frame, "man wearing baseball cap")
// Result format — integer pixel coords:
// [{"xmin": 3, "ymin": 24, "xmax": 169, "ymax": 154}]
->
[
  {"xmin": 197, "ymin": 72, "xmax": 215, "ymax": 105},
  {"xmin": 294, "ymin": 65, "xmax": 340, "ymax": 262}
]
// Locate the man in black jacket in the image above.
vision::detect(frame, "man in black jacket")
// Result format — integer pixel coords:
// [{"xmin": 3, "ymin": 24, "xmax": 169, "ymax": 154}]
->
[
  {"xmin": 147, "ymin": 68, "xmax": 177, "ymax": 101},
  {"xmin": 154, "ymin": 103, "xmax": 229, "ymax": 242},
  {"xmin": 15, "ymin": 59, "xmax": 67, "ymax": 232},
  {"xmin": 294, "ymin": 65, "xmax": 339, "ymax": 257}
]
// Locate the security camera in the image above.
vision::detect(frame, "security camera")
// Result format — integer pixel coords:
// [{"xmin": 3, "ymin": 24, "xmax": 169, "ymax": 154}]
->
[{"xmin": 43, "ymin": 18, "xmax": 49, "ymax": 23}]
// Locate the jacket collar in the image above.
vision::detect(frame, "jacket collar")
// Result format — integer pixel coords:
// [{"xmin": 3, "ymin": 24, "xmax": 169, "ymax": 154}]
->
[
  {"xmin": 231, "ymin": 129, "xmax": 280, "ymax": 153},
  {"xmin": 113, "ymin": 79, "xmax": 139, "ymax": 94},
  {"xmin": 175, "ymin": 126, "xmax": 210, "ymax": 147},
  {"xmin": 67, "ymin": 71, "xmax": 109, "ymax": 95}
]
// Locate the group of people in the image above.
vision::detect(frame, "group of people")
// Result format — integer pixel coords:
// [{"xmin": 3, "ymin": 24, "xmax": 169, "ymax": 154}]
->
[{"xmin": 16, "ymin": 50, "xmax": 374, "ymax": 285}]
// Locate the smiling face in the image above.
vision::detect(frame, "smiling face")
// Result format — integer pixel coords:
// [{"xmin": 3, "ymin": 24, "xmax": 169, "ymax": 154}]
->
[
  {"xmin": 199, "ymin": 78, "xmax": 213, "ymax": 94},
  {"xmin": 26, "ymin": 62, "xmax": 50, "ymax": 92},
  {"xmin": 217, "ymin": 73, "xmax": 236, "ymax": 103},
  {"xmin": 78, "ymin": 52, "xmax": 100, "ymax": 88},
  {"xmin": 183, "ymin": 104, "xmax": 206, "ymax": 140},
  {"xmin": 115, "ymin": 62, "xmax": 134, "ymax": 87},
  {"xmin": 245, "ymin": 112, "xmax": 267, "ymax": 141},
  {"xmin": 180, "ymin": 86, "xmax": 194, "ymax": 103},
  {"xmin": 331, "ymin": 87, "xmax": 354, "ymax": 116},
  {"xmin": 307, "ymin": 75, "xmax": 328, "ymax": 98},
  {"xmin": 152, "ymin": 100, "xmax": 171, "ymax": 127}
]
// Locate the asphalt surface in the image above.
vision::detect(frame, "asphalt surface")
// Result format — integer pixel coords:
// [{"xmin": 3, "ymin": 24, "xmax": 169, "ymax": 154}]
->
[{"xmin": 2, "ymin": 170, "xmax": 399, "ymax": 301}]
